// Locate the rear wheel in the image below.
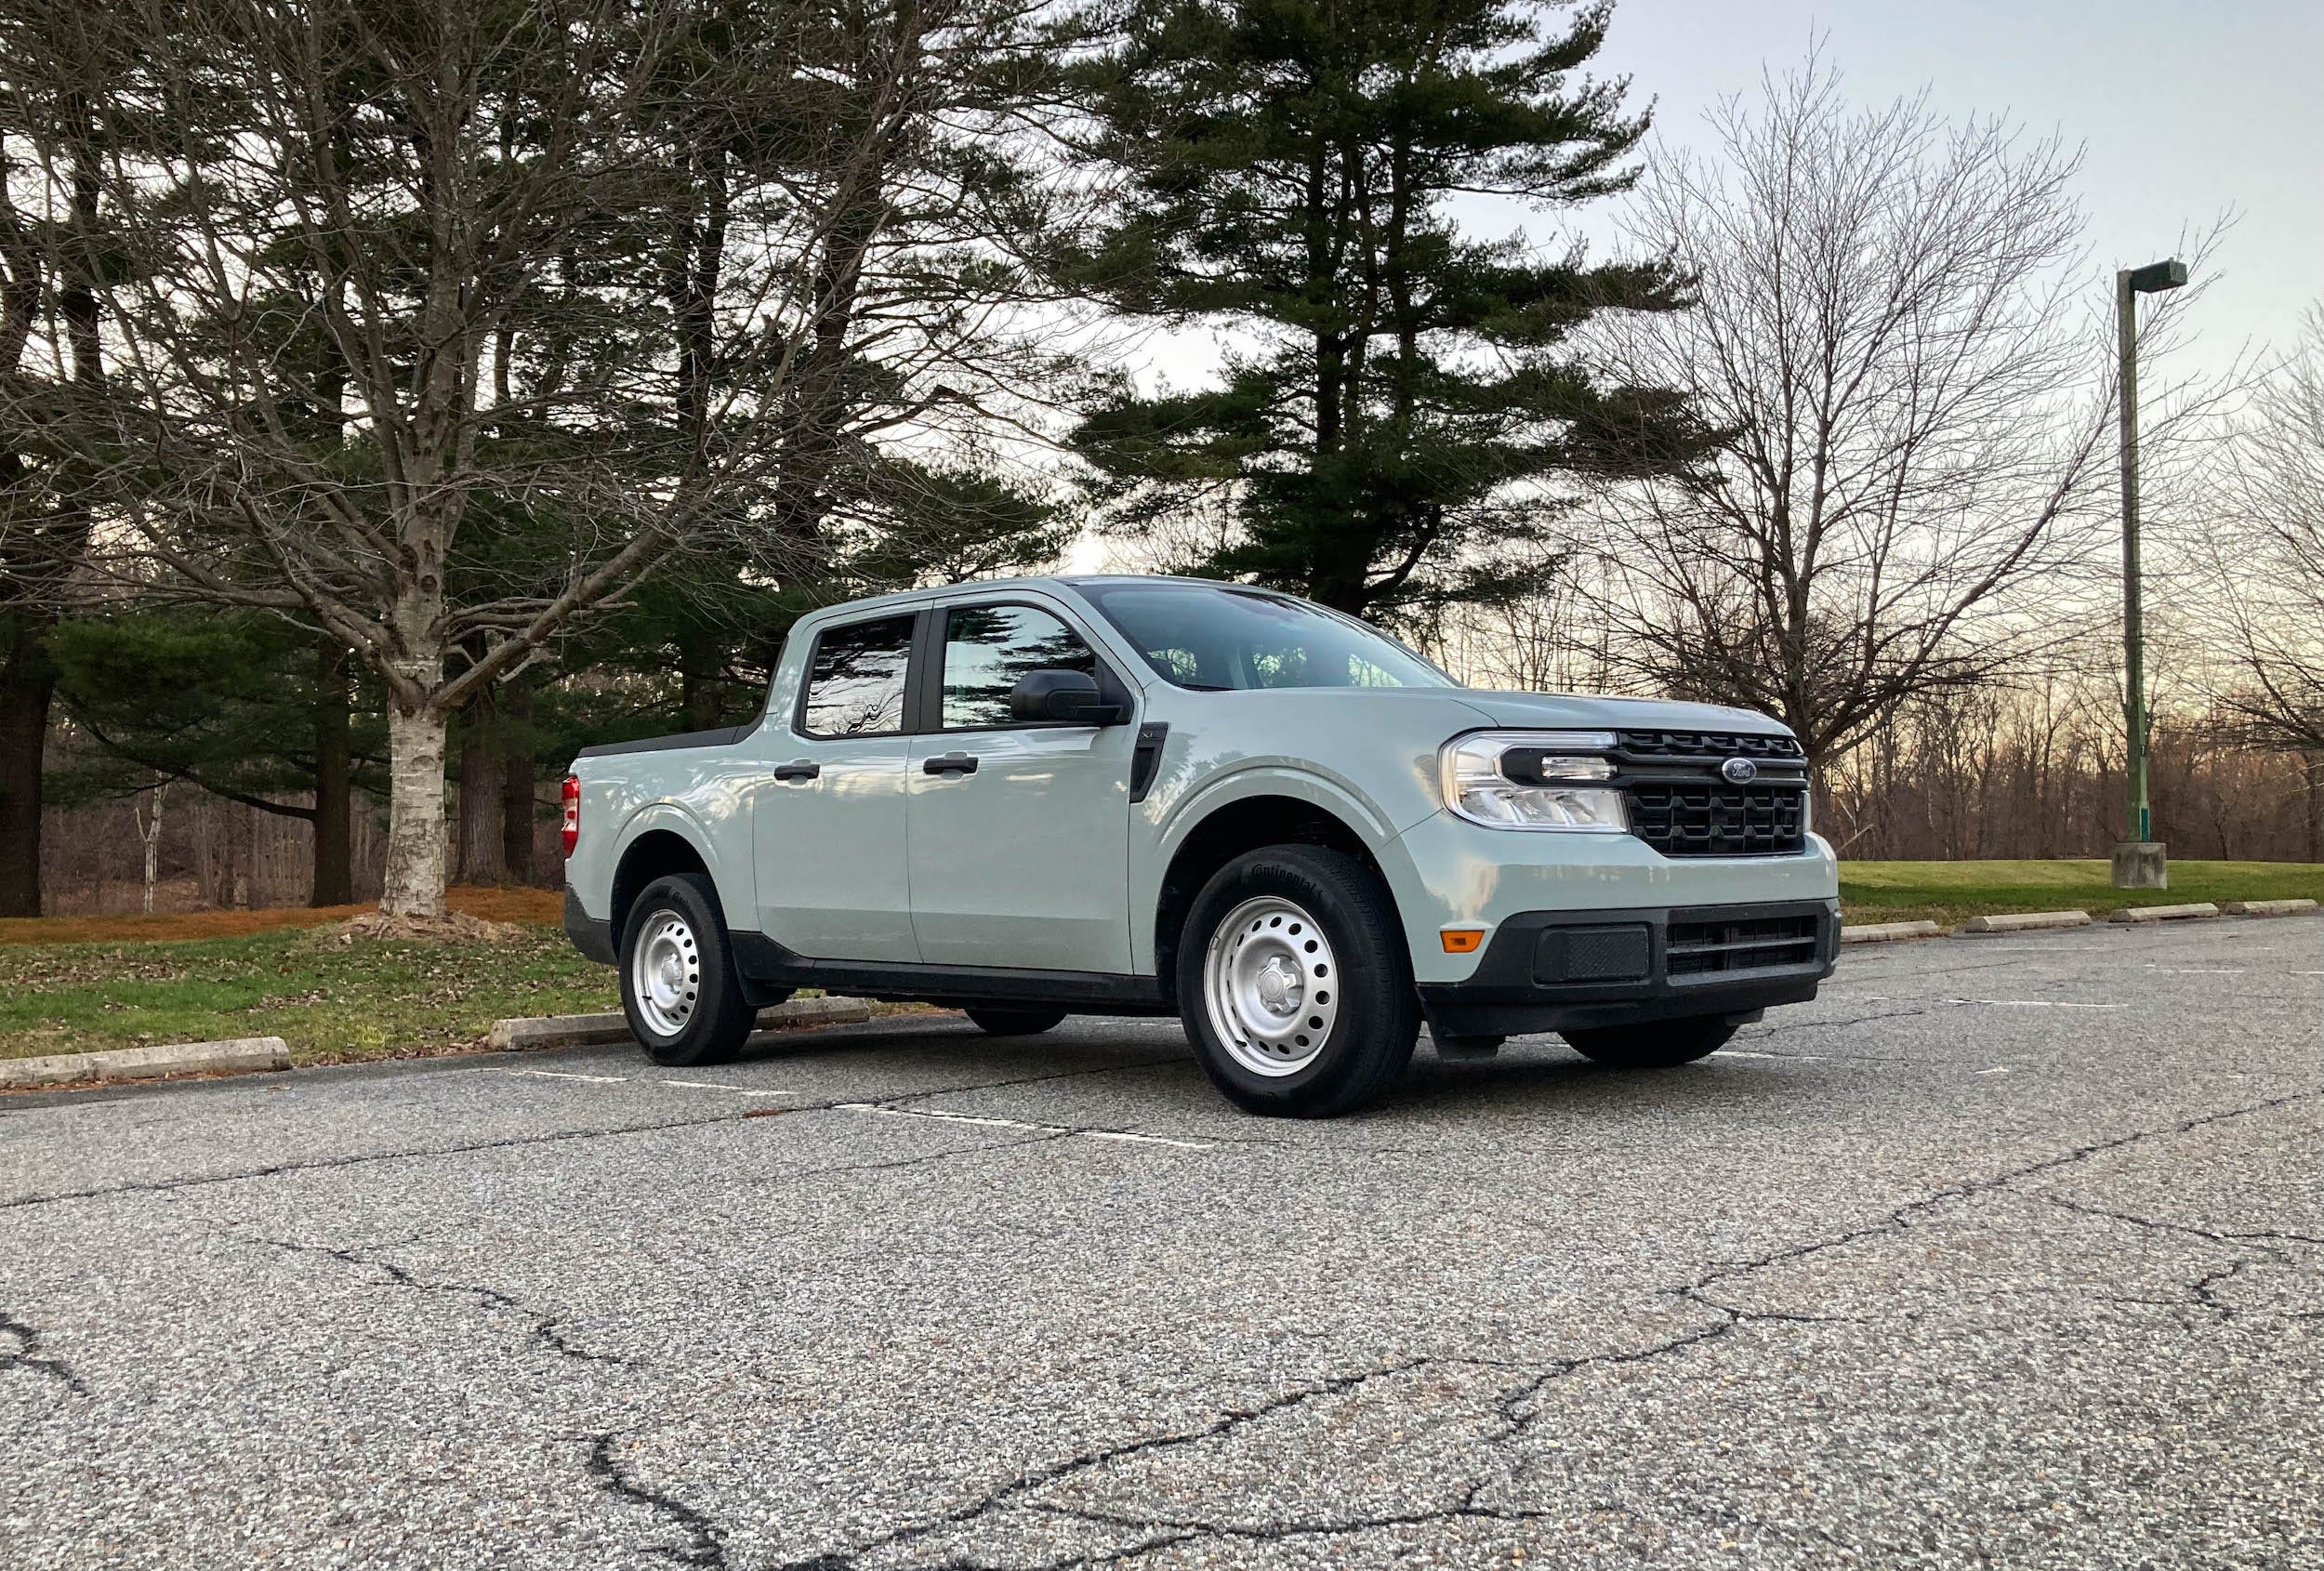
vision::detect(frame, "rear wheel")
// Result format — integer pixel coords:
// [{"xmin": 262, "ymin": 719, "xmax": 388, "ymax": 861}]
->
[
  {"xmin": 1562, "ymin": 1015, "xmax": 1736, "ymax": 1069},
  {"xmin": 1177, "ymin": 845, "xmax": 1418, "ymax": 1117},
  {"xmin": 619, "ymin": 873, "xmax": 756, "ymax": 1067},
  {"xmin": 963, "ymin": 1006, "xmax": 1068, "ymax": 1036}
]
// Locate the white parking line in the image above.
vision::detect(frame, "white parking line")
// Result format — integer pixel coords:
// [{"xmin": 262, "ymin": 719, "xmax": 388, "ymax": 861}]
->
[
  {"xmin": 1947, "ymin": 998, "xmax": 2122, "ymax": 1010},
  {"xmin": 837, "ymin": 1102, "xmax": 1050, "ymax": 1130},
  {"xmin": 837, "ymin": 1102, "xmax": 1213, "ymax": 1151},
  {"xmin": 1837, "ymin": 996, "xmax": 2122, "ymax": 1010},
  {"xmin": 501, "ymin": 1069, "xmax": 629, "ymax": 1084},
  {"xmin": 1083, "ymin": 1130, "xmax": 1215, "ymax": 1149},
  {"xmin": 660, "ymin": 1079, "xmax": 788, "ymax": 1094},
  {"xmin": 1718, "ymin": 1050, "xmax": 1828, "ymax": 1062}
]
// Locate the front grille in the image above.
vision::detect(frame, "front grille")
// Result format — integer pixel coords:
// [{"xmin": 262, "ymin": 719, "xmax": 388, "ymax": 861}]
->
[
  {"xmin": 1617, "ymin": 731, "xmax": 1803, "ymax": 761},
  {"xmin": 1627, "ymin": 782, "xmax": 1807, "ymax": 857},
  {"xmin": 1667, "ymin": 912, "xmax": 1822, "ymax": 976}
]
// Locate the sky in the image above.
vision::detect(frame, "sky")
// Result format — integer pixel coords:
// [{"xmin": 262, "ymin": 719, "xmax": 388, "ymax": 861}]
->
[
  {"xmin": 1068, "ymin": 0, "xmax": 2318, "ymax": 572},
  {"xmin": 1585, "ymin": 0, "xmax": 2319, "ymax": 378}
]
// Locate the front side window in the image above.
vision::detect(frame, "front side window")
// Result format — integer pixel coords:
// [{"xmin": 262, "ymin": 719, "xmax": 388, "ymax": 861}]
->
[
  {"xmin": 943, "ymin": 603, "xmax": 1100, "ymax": 728},
  {"xmin": 799, "ymin": 614, "xmax": 914, "ymax": 737},
  {"xmin": 1079, "ymin": 582, "xmax": 1455, "ymax": 692}
]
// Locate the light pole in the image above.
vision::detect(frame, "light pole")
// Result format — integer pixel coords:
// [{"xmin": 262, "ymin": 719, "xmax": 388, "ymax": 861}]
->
[{"xmin": 2112, "ymin": 257, "xmax": 2185, "ymax": 891}]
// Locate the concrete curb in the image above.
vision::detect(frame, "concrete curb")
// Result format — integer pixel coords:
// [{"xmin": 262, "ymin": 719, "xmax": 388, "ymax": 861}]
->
[
  {"xmin": 2222, "ymin": 898, "xmax": 2319, "ymax": 918},
  {"xmin": 2106, "ymin": 903, "xmax": 2221, "ymax": 924},
  {"xmin": 0, "ymin": 1036, "xmax": 291, "ymax": 1089},
  {"xmin": 1840, "ymin": 920, "xmax": 1943, "ymax": 944},
  {"xmin": 485, "ymin": 994, "xmax": 874, "ymax": 1051},
  {"xmin": 1959, "ymin": 910, "xmax": 2093, "ymax": 935}
]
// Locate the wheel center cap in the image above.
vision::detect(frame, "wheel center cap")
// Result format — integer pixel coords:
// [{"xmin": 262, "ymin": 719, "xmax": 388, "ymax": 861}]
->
[{"xmin": 1255, "ymin": 956, "xmax": 1301, "ymax": 1014}]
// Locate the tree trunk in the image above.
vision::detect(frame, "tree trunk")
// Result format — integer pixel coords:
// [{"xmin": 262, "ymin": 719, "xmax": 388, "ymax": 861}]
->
[
  {"xmin": 455, "ymin": 682, "xmax": 501, "ymax": 885},
  {"xmin": 381, "ymin": 701, "xmax": 450, "ymax": 918},
  {"xmin": 680, "ymin": 630, "xmax": 724, "ymax": 733},
  {"xmin": 499, "ymin": 677, "xmax": 535, "ymax": 885},
  {"xmin": 0, "ymin": 654, "xmax": 52, "ymax": 917},
  {"xmin": 137, "ymin": 784, "xmax": 166, "ymax": 914},
  {"xmin": 2308, "ymin": 751, "xmax": 2322, "ymax": 865},
  {"xmin": 311, "ymin": 642, "xmax": 353, "ymax": 905}
]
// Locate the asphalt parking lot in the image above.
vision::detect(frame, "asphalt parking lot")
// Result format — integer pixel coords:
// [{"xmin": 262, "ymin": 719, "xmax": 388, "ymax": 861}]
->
[{"xmin": 2, "ymin": 918, "xmax": 2318, "ymax": 1570}]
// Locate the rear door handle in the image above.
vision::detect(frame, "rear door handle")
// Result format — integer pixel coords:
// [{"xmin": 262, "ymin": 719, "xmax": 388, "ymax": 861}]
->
[
  {"xmin": 922, "ymin": 752, "xmax": 979, "ymax": 776},
  {"xmin": 772, "ymin": 759, "xmax": 821, "ymax": 782}
]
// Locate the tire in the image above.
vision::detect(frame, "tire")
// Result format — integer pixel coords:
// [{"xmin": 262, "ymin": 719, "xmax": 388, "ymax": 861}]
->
[
  {"xmin": 964, "ymin": 1006, "xmax": 1068, "ymax": 1036},
  {"xmin": 1562, "ymin": 1015, "xmax": 1736, "ymax": 1069},
  {"xmin": 617, "ymin": 873, "xmax": 757, "ymax": 1067},
  {"xmin": 1176, "ymin": 844, "xmax": 1419, "ymax": 1117}
]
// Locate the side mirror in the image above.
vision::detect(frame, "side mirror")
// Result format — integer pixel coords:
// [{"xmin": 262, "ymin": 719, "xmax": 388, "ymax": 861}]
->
[{"xmin": 1009, "ymin": 669, "xmax": 1127, "ymax": 726}]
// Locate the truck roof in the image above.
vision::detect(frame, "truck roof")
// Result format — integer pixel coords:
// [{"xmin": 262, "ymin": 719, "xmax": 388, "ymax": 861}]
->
[{"xmin": 792, "ymin": 573, "xmax": 1252, "ymax": 622}]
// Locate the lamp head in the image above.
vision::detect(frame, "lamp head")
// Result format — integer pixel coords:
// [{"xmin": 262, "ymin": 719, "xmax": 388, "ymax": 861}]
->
[{"xmin": 2126, "ymin": 259, "xmax": 2187, "ymax": 294}]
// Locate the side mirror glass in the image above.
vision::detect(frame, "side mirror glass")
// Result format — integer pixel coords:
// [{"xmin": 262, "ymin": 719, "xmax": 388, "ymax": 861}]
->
[{"xmin": 1009, "ymin": 669, "xmax": 1126, "ymax": 726}]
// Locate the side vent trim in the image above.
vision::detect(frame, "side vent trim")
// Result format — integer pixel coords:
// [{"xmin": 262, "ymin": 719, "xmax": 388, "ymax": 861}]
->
[{"xmin": 1129, "ymin": 721, "xmax": 1169, "ymax": 804}]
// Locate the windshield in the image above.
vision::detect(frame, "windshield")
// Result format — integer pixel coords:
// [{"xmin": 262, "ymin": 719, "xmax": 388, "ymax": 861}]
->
[{"xmin": 1076, "ymin": 582, "xmax": 1457, "ymax": 693}]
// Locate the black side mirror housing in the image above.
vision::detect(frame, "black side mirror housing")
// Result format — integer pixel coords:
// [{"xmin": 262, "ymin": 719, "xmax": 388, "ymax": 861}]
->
[{"xmin": 1009, "ymin": 669, "xmax": 1127, "ymax": 726}]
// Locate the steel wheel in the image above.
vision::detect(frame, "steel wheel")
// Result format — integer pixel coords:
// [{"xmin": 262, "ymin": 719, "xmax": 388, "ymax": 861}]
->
[
  {"xmin": 627, "ymin": 910, "xmax": 701, "ymax": 1038},
  {"xmin": 1203, "ymin": 894, "xmax": 1340, "ymax": 1077}
]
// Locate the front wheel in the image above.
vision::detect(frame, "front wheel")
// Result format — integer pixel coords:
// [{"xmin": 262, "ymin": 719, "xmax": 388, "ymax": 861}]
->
[
  {"xmin": 1562, "ymin": 1015, "xmax": 1736, "ymax": 1069},
  {"xmin": 1176, "ymin": 845, "xmax": 1418, "ymax": 1118},
  {"xmin": 618, "ymin": 873, "xmax": 757, "ymax": 1067}
]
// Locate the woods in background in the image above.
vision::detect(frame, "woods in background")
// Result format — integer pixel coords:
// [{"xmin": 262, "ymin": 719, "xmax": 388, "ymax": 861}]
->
[{"xmin": 3, "ymin": 3, "xmax": 2320, "ymax": 918}]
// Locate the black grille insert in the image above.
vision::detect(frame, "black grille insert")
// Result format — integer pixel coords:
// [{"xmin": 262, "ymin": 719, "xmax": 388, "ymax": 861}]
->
[
  {"xmin": 1627, "ymin": 782, "xmax": 1806, "ymax": 857},
  {"xmin": 1531, "ymin": 924, "xmax": 1652, "ymax": 985},
  {"xmin": 1667, "ymin": 913, "xmax": 1822, "ymax": 976},
  {"xmin": 1617, "ymin": 731, "xmax": 1803, "ymax": 761}
]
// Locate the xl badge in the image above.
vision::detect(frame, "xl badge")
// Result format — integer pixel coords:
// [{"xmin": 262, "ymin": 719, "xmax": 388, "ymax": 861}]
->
[{"xmin": 1721, "ymin": 757, "xmax": 1759, "ymax": 784}]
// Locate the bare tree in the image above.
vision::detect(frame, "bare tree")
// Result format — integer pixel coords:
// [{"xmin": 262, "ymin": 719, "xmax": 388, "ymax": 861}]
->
[
  {"xmin": 6, "ymin": 0, "xmax": 1069, "ymax": 920},
  {"xmin": 2201, "ymin": 308, "xmax": 2324, "ymax": 755},
  {"xmin": 1588, "ymin": 54, "xmax": 2152, "ymax": 767}
]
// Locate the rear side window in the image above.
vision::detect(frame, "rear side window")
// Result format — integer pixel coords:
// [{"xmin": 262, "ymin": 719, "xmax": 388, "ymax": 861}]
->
[
  {"xmin": 942, "ymin": 604, "xmax": 1099, "ymax": 729},
  {"xmin": 799, "ymin": 615, "xmax": 914, "ymax": 737}
]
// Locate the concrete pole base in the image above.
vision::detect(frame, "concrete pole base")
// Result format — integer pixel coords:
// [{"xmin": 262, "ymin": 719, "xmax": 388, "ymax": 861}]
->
[{"xmin": 2111, "ymin": 841, "xmax": 2169, "ymax": 890}]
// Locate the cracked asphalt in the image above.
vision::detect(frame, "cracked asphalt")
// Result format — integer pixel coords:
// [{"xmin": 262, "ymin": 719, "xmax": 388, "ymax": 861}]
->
[{"xmin": 2, "ymin": 918, "xmax": 2318, "ymax": 1569}]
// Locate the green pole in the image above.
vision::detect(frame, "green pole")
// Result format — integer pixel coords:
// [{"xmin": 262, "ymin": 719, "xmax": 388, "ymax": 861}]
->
[{"xmin": 2117, "ymin": 269, "xmax": 2149, "ymax": 847}]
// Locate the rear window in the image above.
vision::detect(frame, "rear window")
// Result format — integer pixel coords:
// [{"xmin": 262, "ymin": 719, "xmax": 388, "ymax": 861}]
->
[{"xmin": 798, "ymin": 614, "xmax": 914, "ymax": 737}]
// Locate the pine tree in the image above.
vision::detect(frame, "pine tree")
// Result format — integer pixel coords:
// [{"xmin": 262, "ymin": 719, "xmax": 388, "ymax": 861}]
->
[
  {"xmin": 1068, "ymin": 0, "xmax": 1706, "ymax": 620},
  {"xmin": 45, "ymin": 611, "xmax": 384, "ymax": 905}
]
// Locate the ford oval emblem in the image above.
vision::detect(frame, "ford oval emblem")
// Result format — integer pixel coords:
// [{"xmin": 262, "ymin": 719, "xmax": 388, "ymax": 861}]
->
[{"xmin": 1721, "ymin": 757, "xmax": 1759, "ymax": 784}]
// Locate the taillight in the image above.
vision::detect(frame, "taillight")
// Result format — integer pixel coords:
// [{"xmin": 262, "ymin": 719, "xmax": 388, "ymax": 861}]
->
[{"xmin": 560, "ymin": 774, "xmax": 580, "ymax": 857}]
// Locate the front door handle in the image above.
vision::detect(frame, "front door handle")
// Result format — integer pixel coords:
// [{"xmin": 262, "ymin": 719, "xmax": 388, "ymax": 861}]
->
[
  {"xmin": 922, "ymin": 752, "xmax": 979, "ymax": 776},
  {"xmin": 772, "ymin": 759, "xmax": 821, "ymax": 782}
]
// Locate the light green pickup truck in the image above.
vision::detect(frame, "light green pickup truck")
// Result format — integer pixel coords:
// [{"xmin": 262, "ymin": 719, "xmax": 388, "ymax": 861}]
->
[{"xmin": 562, "ymin": 575, "xmax": 1839, "ymax": 1116}]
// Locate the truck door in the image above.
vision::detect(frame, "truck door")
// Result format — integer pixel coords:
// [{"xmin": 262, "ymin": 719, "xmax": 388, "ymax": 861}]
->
[
  {"xmin": 750, "ymin": 612, "xmax": 919, "ymax": 963},
  {"xmin": 905, "ymin": 600, "xmax": 1135, "ymax": 973}
]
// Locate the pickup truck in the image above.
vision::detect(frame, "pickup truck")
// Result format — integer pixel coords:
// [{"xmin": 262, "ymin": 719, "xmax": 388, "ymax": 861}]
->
[{"xmin": 561, "ymin": 574, "xmax": 1840, "ymax": 1116}]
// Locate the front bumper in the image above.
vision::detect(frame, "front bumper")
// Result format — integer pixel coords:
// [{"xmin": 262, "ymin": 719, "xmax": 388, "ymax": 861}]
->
[{"xmin": 1415, "ymin": 898, "xmax": 1840, "ymax": 1038}]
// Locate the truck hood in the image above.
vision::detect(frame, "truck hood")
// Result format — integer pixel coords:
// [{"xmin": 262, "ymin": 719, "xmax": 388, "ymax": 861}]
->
[{"xmin": 1447, "ymin": 688, "xmax": 1792, "ymax": 738}]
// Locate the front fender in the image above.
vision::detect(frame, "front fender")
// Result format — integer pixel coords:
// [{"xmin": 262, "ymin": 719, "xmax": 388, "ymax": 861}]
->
[{"xmin": 1131, "ymin": 762, "xmax": 1433, "ymax": 974}]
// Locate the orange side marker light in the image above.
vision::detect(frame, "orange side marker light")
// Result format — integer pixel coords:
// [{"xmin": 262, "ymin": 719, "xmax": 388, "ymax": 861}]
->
[{"xmin": 1440, "ymin": 928, "xmax": 1486, "ymax": 954}]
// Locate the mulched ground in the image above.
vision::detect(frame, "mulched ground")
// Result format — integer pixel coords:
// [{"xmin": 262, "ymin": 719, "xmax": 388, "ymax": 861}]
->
[{"xmin": 0, "ymin": 885, "xmax": 564, "ymax": 945}]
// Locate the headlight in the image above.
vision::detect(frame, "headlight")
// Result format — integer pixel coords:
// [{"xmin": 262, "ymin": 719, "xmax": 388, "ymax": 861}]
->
[{"xmin": 1439, "ymin": 731, "xmax": 1628, "ymax": 831}]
